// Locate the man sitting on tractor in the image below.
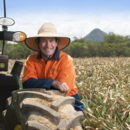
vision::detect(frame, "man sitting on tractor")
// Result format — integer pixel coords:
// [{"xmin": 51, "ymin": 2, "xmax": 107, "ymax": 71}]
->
[{"xmin": 22, "ymin": 22, "xmax": 84, "ymax": 112}]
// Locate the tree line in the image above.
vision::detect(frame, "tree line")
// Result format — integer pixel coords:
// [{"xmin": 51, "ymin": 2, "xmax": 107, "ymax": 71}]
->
[
  {"xmin": 0, "ymin": 41, "xmax": 35, "ymax": 59},
  {"xmin": 0, "ymin": 32, "xmax": 130, "ymax": 59},
  {"xmin": 63, "ymin": 32, "xmax": 130, "ymax": 57}
]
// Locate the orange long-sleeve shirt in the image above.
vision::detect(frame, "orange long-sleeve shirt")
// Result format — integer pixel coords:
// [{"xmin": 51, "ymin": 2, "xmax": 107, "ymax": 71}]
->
[{"xmin": 22, "ymin": 48, "xmax": 78, "ymax": 96}]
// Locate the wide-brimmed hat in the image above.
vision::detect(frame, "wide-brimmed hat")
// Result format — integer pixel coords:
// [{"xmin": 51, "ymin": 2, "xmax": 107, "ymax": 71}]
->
[{"xmin": 25, "ymin": 22, "xmax": 70, "ymax": 51}]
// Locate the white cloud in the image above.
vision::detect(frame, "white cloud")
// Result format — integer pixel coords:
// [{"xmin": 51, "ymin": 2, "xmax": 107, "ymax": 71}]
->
[{"xmin": 1, "ymin": 11, "xmax": 130, "ymax": 42}]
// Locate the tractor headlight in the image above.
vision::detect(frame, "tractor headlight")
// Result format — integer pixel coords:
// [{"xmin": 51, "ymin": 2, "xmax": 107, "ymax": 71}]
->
[
  {"xmin": 0, "ymin": 17, "xmax": 15, "ymax": 26},
  {"xmin": 13, "ymin": 32, "xmax": 26, "ymax": 42}
]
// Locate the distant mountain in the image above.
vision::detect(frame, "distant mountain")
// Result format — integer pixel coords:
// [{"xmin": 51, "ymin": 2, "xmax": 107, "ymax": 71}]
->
[{"xmin": 83, "ymin": 28, "xmax": 107, "ymax": 42}]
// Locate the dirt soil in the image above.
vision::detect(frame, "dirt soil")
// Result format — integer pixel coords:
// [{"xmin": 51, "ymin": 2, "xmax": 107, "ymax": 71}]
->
[
  {"xmin": 23, "ymin": 91, "xmax": 64, "ymax": 107},
  {"xmin": 38, "ymin": 116, "xmax": 57, "ymax": 130}
]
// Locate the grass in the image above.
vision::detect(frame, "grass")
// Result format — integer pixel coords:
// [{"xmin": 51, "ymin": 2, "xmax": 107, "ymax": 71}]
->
[
  {"xmin": 74, "ymin": 57, "xmax": 130, "ymax": 129},
  {"xmin": 6, "ymin": 57, "xmax": 130, "ymax": 129}
]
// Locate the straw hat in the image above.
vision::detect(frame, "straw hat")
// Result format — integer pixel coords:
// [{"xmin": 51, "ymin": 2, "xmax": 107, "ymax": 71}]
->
[{"xmin": 25, "ymin": 22, "xmax": 70, "ymax": 51}]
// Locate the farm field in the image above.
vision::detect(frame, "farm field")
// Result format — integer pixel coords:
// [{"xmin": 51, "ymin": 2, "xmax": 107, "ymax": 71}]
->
[{"xmin": 6, "ymin": 58, "xmax": 130, "ymax": 129}]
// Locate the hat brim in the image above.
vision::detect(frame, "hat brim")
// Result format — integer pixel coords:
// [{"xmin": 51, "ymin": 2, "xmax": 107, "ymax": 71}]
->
[{"xmin": 25, "ymin": 33, "xmax": 70, "ymax": 51}]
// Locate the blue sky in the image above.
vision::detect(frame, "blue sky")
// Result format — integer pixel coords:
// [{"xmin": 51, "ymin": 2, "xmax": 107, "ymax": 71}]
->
[{"xmin": 0, "ymin": 0, "xmax": 130, "ymax": 40}]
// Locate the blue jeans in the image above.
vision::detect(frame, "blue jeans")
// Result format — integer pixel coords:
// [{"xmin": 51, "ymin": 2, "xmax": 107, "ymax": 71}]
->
[{"xmin": 71, "ymin": 93, "xmax": 84, "ymax": 113}]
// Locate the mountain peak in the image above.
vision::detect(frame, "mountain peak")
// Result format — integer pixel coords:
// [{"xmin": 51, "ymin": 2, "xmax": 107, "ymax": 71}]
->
[
  {"xmin": 83, "ymin": 28, "xmax": 107, "ymax": 42},
  {"xmin": 90, "ymin": 28, "xmax": 103, "ymax": 33}
]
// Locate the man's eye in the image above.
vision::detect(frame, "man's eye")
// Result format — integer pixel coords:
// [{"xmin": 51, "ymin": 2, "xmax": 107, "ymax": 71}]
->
[{"xmin": 50, "ymin": 40, "xmax": 54, "ymax": 42}]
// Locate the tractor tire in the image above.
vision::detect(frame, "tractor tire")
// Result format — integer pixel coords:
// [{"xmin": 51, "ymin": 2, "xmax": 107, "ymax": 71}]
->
[{"xmin": 2, "ymin": 88, "xmax": 84, "ymax": 130}]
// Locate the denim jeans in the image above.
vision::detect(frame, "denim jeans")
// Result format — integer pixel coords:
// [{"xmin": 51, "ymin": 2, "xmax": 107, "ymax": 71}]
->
[{"xmin": 71, "ymin": 93, "xmax": 84, "ymax": 113}]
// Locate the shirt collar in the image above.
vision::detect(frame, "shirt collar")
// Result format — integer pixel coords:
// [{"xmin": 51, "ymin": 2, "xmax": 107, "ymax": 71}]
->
[{"xmin": 37, "ymin": 47, "xmax": 59, "ymax": 61}]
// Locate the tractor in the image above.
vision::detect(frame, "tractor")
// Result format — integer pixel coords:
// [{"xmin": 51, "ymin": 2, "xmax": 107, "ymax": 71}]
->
[{"xmin": 0, "ymin": 1, "xmax": 84, "ymax": 130}]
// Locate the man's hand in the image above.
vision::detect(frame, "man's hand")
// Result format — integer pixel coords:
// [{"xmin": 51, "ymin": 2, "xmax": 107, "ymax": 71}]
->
[{"xmin": 52, "ymin": 80, "xmax": 69, "ymax": 93}]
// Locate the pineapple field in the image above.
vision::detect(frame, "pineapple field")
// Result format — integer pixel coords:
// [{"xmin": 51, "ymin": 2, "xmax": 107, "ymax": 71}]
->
[{"xmin": 5, "ymin": 57, "xmax": 130, "ymax": 129}]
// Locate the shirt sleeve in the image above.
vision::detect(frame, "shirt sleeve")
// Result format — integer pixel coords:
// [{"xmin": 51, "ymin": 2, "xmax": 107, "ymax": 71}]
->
[
  {"xmin": 56, "ymin": 56, "xmax": 77, "ymax": 94},
  {"xmin": 22, "ymin": 78, "xmax": 55, "ymax": 89},
  {"xmin": 22, "ymin": 55, "xmax": 39, "ymax": 82},
  {"xmin": 22, "ymin": 55, "xmax": 54, "ymax": 89}
]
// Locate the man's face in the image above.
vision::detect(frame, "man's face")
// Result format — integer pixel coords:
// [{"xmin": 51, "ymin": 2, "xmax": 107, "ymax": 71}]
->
[{"xmin": 38, "ymin": 37, "xmax": 58, "ymax": 57}]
